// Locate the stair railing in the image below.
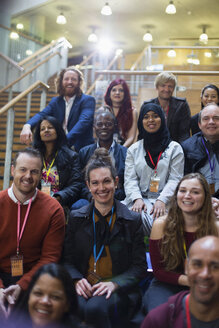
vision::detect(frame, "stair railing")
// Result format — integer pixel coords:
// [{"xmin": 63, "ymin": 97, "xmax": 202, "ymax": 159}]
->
[{"xmin": 0, "ymin": 81, "xmax": 49, "ymax": 189}]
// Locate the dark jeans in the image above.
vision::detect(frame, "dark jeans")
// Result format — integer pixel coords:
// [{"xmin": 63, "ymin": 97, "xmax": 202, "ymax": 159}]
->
[
  {"xmin": 77, "ymin": 292, "xmax": 130, "ymax": 328},
  {"xmin": 143, "ymin": 278, "xmax": 188, "ymax": 313},
  {"xmin": 0, "ymin": 272, "xmax": 22, "ymax": 288}
]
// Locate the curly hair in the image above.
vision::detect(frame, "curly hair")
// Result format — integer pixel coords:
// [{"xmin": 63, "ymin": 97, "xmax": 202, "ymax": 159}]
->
[
  {"xmin": 104, "ymin": 79, "xmax": 133, "ymax": 140},
  {"xmin": 160, "ymin": 173, "xmax": 218, "ymax": 271},
  {"xmin": 55, "ymin": 66, "xmax": 84, "ymax": 96}
]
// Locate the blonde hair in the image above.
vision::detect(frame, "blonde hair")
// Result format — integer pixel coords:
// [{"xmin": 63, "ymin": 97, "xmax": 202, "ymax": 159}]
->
[{"xmin": 155, "ymin": 72, "xmax": 177, "ymax": 89}]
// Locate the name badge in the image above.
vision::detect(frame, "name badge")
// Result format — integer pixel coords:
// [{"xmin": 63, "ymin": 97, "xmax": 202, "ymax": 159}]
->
[
  {"xmin": 209, "ymin": 183, "xmax": 215, "ymax": 195},
  {"xmin": 41, "ymin": 181, "xmax": 51, "ymax": 196},
  {"xmin": 150, "ymin": 175, "xmax": 160, "ymax": 193},
  {"xmin": 11, "ymin": 254, "xmax": 23, "ymax": 277},
  {"xmin": 87, "ymin": 271, "xmax": 102, "ymax": 286}
]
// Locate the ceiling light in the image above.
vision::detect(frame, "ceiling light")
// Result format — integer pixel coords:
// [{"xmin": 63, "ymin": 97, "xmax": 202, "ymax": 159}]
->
[
  {"xmin": 143, "ymin": 31, "xmax": 153, "ymax": 42},
  {"xmin": 10, "ymin": 32, "xmax": 19, "ymax": 40},
  {"xmin": 101, "ymin": 2, "xmax": 112, "ymax": 16},
  {"xmin": 115, "ymin": 48, "xmax": 123, "ymax": 56},
  {"xmin": 199, "ymin": 27, "xmax": 208, "ymax": 44},
  {"xmin": 204, "ymin": 51, "xmax": 212, "ymax": 58},
  {"xmin": 16, "ymin": 23, "xmax": 24, "ymax": 30},
  {"xmin": 97, "ymin": 37, "xmax": 113, "ymax": 54},
  {"xmin": 165, "ymin": 1, "xmax": 176, "ymax": 14},
  {"xmin": 56, "ymin": 13, "xmax": 67, "ymax": 25},
  {"xmin": 167, "ymin": 49, "xmax": 176, "ymax": 57},
  {"xmin": 88, "ymin": 32, "xmax": 98, "ymax": 43}
]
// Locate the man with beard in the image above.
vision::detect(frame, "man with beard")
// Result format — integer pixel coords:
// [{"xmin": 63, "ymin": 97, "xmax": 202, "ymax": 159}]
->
[
  {"xmin": 142, "ymin": 72, "xmax": 191, "ymax": 143},
  {"xmin": 20, "ymin": 66, "xmax": 95, "ymax": 152},
  {"xmin": 141, "ymin": 236, "xmax": 219, "ymax": 328}
]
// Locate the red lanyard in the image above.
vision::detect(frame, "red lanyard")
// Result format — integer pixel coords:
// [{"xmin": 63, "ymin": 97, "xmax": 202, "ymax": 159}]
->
[
  {"xmin": 147, "ymin": 151, "xmax": 163, "ymax": 173},
  {"xmin": 185, "ymin": 294, "xmax": 192, "ymax": 328},
  {"xmin": 17, "ymin": 198, "xmax": 32, "ymax": 255}
]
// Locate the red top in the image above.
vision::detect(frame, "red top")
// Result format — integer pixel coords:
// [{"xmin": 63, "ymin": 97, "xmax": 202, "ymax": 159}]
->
[
  {"xmin": 0, "ymin": 189, "xmax": 65, "ymax": 290},
  {"xmin": 149, "ymin": 231, "xmax": 196, "ymax": 285}
]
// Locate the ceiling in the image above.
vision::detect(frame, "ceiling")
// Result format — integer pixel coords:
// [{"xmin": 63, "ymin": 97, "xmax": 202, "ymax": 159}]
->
[{"xmin": 10, "ymin": 0, "xmax": 219, "ymax": 58}]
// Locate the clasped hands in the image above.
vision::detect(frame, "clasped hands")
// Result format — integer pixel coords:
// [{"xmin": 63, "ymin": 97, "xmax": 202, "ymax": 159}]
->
[
  {"xmin": 132, "ymin": 198, "xmax": 166, "ymax": 219},
  {"xmin": 75, "ymin": 278, "xmax": 118, "ymax": 300},
  {"xmin": 0, "ymin": 285, "xmax": 21, "ymax": 317}
]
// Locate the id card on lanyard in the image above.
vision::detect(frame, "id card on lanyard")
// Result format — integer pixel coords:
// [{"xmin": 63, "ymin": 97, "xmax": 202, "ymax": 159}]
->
[
  {"xmin": 42, "ymin": 152, "xmax": 57, "ymax": 196},
  {"xmin": 147, "ymin": 151, "xmax": 162, "ymax": 193},
  {"xmin": 10, "ymin": 198, "xmax": 32, "ymax": 276}
]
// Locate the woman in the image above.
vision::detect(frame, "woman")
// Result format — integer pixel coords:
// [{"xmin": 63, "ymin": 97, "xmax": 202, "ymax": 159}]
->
[
  {"xmin": 63, "ymin": 148, "xmax": 147, "ymax": 328},
  {"xmin": 104, "ymin": 79, "xmax": 137, "ymax": 147},
  {"xmin": 33, "ymin": 116, "xmax": 81, "ymax": 209},
  {"xmin": 123, "ymin": 103, "xmax": 184, "ymax": 235},
  {"xmin": 191, "ymin": 84, "xmax": 219, "ymax": 135},
  {"xmin": 8, "ymin": 263, "xmax": 79, "ymax": 328},
  {"xmin": 143, "ymin": 173, "xmax": 219, "ymax": 312}
]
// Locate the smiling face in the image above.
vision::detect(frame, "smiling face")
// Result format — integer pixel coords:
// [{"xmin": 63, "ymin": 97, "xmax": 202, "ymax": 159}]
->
[
  {"xmin": 94, "ymin": 112, "xmax": 115, "ymax": 144},
  {"xmin": 110, "ymin": 84, "xmax": 124, "ymax": 106},
  {"xmin": 28, "ymin": 273, "xmax": 69, "ymax": 327},
  {"xmin": 201, "ymin": 88, "xmax": 219, "ymax": 107},
  {"xmin": 198, "ymin": 104, "xmax": 219, "ymax": 143},
  {"xmin": 186, "ymin": 237, "xmax": 219, "ymax": 306},
  {"xmin": 62, "ymin": 70, "xmax": 80, "ymax": 98},
  {"xmin": 40, "ymin": 120, "xmax": 57, "ymax": 144},
  {"xmin": 87, "ymin": 167, "xmax": 118, "ymax": 208},
  {"xmin": 142, "ymin": 110, "xmax": 161, "ymax": 133},
  {"xmin": 11, "ymin": 153, "xmax": 42, "ymax": 201},
  {"xmin": 156, "ymin": 80, "xmax": 175, "ymax": 101},
  {"xmin": 177, "ymin": 178, "xmax": 205, "ymax": 215}
]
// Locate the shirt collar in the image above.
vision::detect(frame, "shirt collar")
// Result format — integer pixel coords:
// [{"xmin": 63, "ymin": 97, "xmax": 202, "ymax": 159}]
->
[
  {"xmin": 64, "ymin": 95, "xmax": 76, "ymax": 105},
  {"xmin": 8, "ymin": 184, "xmax": 38, "ymax": 205},
  {"xmin": 97, "ymin": 140, "xmax": 115, "ymax": 153}
]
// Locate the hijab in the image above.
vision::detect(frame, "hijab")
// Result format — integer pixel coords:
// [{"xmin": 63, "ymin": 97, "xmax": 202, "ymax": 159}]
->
[{"xmin": 138, "ymin": 103, "xmax": 171, "ymax": 169}]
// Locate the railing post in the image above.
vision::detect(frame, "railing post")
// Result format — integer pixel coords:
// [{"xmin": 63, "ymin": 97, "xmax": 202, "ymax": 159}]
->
[
  {"xmin": 3, "ymin": 107, "xmax": 14, "ymax": 190},
  {"xmin": 26, "ymin": 92, "xmax": 32, "ymax": 121},
  {"xmin": 40, "ymin": 88, "xmax": 47, "ymax": 111}
]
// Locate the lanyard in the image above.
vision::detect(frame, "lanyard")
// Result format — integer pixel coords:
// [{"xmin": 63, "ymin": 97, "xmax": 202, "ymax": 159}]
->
[
  {"xmin": 92, "ymin": 207, "xmax": 114, "ymax": 273},
  {"xmin": 17, "ymin": 198, "xmax": 32, "ymax": 255},
  {"xmin": 43, "ymin": 152, "xmax": 58, "ymax": 182},
  {"xmin": 201, "ymin": 138, "xmax": 215, "ymax": 178},
  {"xmin": 147, "ymin": 150, "xmax": 163, "ymax": 174},
  {"xmin": 183, "ymin": 240, "xmax": 187, "ymax": 258},
  {"xmin": 185, "ymin": 294, "xmax": 192, "ymax": 328}
]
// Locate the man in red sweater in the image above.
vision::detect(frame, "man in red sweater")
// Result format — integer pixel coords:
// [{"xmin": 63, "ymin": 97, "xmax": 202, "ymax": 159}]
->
[
  {"xmin": 141, "ymin": 236, "xmax": 219, "ymax": 327},
  {"xmin": 0, "ymin": 148, "xmax": 65, "ymax": 316}
]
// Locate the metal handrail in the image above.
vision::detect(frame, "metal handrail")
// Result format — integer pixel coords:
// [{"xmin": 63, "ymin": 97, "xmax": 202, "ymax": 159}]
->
[
  {"xmin": 130, "ymin": 46, "xmax": 148, "ymax": 71},
  {"xmin": 0, "ymin": 52, "xmax": 61, "ymax": 94},
  {"xmin": 1, "ymin": 81, "xmax": 49, "ymax": 190},
  {"xmin": 86, "ymin": 54, "xmax": 122, "ymax": 95},
  {"xmin": 95, "ymin": 70, "xmax": 219, "ymax": 76},
  {"xmin": 77, "ymin": 50, "xmax": 97, "ymax": 68},
  {"xmin": 0, "ymin": 52, "xmax": 24, "ymax": 71},
  {"xmin": 0, "ymin": 80, "xmax": 49, "ymax": 116}
]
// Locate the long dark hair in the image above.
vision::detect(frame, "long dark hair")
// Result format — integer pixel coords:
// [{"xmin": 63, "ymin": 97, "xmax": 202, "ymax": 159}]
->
[
  {"xmin": 9, "ymin": 263, "xmax": 78, "ymax": 327},
  {"xmin": 104, "ymin": 79, "xmax": 133, "ymax": 139},
  {"xmin": 33, "ymin": 116, "xmax": 68, "ymax": 156}
]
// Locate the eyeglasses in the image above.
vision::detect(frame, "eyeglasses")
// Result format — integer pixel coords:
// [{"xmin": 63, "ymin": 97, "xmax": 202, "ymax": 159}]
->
[{"xmin": 95, "ymin": 122, "xmax": 114, "ymax": 128}]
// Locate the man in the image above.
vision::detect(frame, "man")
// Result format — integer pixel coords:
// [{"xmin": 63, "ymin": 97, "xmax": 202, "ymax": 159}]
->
[
  {"xmin": 182, "ymin": 104, "xmax": 219, "ymax": 199},
  {"xmin": 0, "ymin": 148, "xmax": 65, "ymax": 316},
  {"xmin": 142, "ymin": 72, "xmax": 191, "ymax": 143},
  {"xmin": 141, "ymin": 236, "xmax": 219, "ymax": 327},
  {"xmin": 20, "ymin": 66, "xmax": 95, "ymax": 152},
  {"xmin": 77, "ymin": 108, "xmax": 127, "ymax": 206}
]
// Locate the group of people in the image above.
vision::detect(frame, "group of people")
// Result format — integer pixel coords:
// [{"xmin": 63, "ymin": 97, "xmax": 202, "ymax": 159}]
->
[{"xmin": 0, "ymin": 66, "xmax": 218, "ymax": 327}]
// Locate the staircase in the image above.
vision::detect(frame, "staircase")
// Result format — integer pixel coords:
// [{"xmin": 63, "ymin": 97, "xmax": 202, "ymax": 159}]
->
[{"xmin": 0, "ymin": 90, "xmax": 57, "ymax": 190}]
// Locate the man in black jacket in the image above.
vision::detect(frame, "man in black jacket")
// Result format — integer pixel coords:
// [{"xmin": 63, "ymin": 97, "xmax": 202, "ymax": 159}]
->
[
  {"xmin": 142, "ymin": 72, "xmax": 191, "ymax": 143},
  {"xmin": 182, "ymin": 104, "xmax": 219, "ymax": 216}
]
